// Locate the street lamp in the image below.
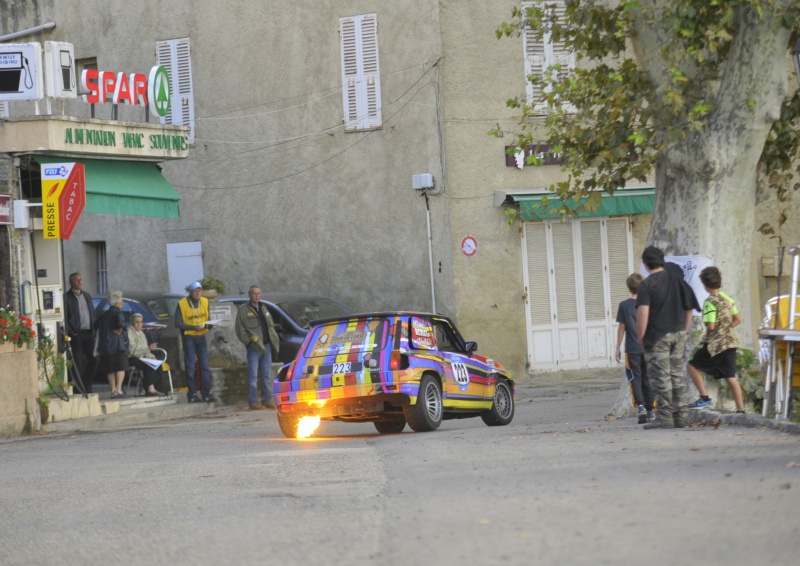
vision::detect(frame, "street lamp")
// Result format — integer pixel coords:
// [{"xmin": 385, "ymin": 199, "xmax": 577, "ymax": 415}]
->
[{"xmin": 794, "ymin": 38, "xmax": 800, "ymax": 84}]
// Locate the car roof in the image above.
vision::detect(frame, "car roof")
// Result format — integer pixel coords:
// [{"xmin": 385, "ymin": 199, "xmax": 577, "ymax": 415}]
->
[
  {"xmin": 123, "ymin": 291, "xmax": 185, "ymax": 300},
  {"xmin": 309, "ymin": 311, "xmax": 444, "ymax": 327},
  {"xmin": 218, "ymin": 292, "xmax": 338, "ymax": 303}
]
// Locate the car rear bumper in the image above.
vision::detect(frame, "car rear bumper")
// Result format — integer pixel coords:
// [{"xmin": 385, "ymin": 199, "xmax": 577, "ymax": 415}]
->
[{"xmin": 274, "ymin": 392, "xmax": 413, "ymax": 419}]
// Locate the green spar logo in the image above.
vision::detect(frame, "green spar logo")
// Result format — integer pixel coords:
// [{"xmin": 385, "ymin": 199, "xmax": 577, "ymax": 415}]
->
[{"xmin": 148, "ymin": 65, "xmax": 171, "ymax": 118}]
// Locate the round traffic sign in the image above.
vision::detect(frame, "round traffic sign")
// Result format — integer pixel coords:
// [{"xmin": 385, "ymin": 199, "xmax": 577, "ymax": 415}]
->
[{"xmin": 461, "ymin": 235, "xmax": 478, "ymax": 257}]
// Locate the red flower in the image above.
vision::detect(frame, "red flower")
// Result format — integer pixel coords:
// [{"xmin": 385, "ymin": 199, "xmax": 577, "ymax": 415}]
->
[{"xmin": 13, "ymin": 332, "xmax": 19, "ymax": 341}]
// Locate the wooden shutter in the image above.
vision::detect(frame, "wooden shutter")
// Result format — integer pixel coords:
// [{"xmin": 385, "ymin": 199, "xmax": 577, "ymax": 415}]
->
[
  {"xmin": 606, "ymin": 218, "xmax": 632, "ymax": 312},
  {"xmin": 580, "ymin": 220, "xmax": 605, "ymax": 321},
  {"xmin": 340, "ymin": 14, "xmax": 382, "ymax": 130},
  {"xmin": 156, "ymin": 38, "xmax": 195, "ymax": 142},
  {"xmin": 522, "ymin": 1, "xmax": 575, "ymax": 111}
]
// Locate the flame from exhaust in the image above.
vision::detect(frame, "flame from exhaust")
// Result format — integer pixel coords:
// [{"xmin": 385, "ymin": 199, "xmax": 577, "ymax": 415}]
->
[{"xmin": 297, "ymin": 416, "xmax": 321, "ymax": 439}]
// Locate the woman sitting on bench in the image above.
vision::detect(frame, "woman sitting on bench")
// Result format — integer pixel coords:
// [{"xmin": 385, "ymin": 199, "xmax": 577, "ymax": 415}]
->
[{"xmin": 127, "ymin": 313, "xmax": 168, "ymax": 397}]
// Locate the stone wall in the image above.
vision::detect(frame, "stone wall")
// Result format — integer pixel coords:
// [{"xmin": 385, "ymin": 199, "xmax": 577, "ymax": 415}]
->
[{"xmin": 0, "ymin": 348, "xmax": 40, "ymax": 437}]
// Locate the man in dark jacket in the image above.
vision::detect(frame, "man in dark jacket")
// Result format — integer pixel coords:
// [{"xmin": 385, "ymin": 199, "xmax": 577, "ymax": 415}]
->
[
  {"xmin": 235, "ymin": 285, "xmax": 280, "ymax": 410},
  {"xmin": 63, "ymin": 272, "xmax": 96, "ymax": 393}
]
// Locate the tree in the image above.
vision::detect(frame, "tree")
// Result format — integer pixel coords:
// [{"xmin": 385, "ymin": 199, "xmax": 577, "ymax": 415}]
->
[{"xmin": 494, "ymin": 0, "xmax": 800, "ymax": 333}]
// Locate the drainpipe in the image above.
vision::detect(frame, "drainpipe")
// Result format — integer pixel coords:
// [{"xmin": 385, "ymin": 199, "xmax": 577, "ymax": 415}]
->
[{"xmin": 0, "ymin": 22, "xmax": 56, "ymax": 42}]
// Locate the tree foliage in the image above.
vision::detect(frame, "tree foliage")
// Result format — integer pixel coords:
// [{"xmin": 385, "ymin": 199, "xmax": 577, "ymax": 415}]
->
[{"xmin": 493, "ymin": 0, "xmax": 800, "ymax": 220}]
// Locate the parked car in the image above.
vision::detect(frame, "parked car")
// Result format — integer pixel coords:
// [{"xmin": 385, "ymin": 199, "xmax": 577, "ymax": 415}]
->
[
  {"xmin": 272, "ymin": 312, "xmax": 515, "ymax": 438},
  {"xmin": 123, "ymin": 291, "xmax": 183, "ymax": 323},
  {"xmin": 218, "ymin": 293, "xmax": 356, "ymax": 364}
]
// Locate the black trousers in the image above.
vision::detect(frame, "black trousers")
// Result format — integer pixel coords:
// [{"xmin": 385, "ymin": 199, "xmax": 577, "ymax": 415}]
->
[{"xmin": 70, "ymin": 330, "xmax": 97, "ymax": 393}]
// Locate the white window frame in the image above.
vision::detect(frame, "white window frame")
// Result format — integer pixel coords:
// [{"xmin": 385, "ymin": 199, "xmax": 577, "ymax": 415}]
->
[
  {"xmin": 339, "ymin": 13, "xmax": 382, "ymax": 131},
  {"xmin": 156, "ymin": 37, "xmax": 195, "ymax": 142},
  {"xmin": 521, "ymin": 1, "xmax": 576, "ymax": 114}
]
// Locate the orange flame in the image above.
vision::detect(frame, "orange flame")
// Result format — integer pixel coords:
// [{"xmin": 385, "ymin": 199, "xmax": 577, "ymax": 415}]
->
[{"xmin": 297, "ymin": 416, "xmax": 321, "ymax": 439}]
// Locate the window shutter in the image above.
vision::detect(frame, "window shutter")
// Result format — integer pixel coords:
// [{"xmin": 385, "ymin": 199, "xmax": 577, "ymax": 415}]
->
[
  {"xmin": 606, "ymin": 218, "xmax": 632, "ymax": 310},
  {"xmin": 0, "ymin": 101, "xmax": 8, "ymax": 118},
  {"xmin": 551, "ymin": 222, "xmax": 578, "ymax": 323},
  {"xmin": 522, "ymin": 1, "xmax": 575, "ymax": 112},
  {"xmin": 340, "ymin": 14, "xmax": 382, "ymax": 130},
  {"xmin": 156, "ymin": 38, "xmax": 195, "ymax": 142},
  {"xmin": 580, "ymin": 220, "xmax": 605, "ymax": 320},
  {"xmin": 525, "ymin": 223, "xmax": 551, "ymax": 326}
]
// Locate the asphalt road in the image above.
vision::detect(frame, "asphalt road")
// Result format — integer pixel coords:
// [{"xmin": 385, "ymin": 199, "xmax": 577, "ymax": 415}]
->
[{"xmin": 1, "ymin": 374, "xmax": 799, "ymax": 566}]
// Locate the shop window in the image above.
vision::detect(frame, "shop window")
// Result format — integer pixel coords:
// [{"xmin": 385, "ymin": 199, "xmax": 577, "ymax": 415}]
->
[
  {"xmin": 156, "ymin": 38, "xmax": 195, "ymax": 142},
  {"xmin": 339, "ymin": 13, "xmax": 382, "ymax": 131}
]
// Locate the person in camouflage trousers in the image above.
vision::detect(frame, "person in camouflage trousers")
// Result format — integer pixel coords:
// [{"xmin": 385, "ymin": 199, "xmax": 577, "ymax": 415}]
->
[{"xmin": 636, "ymin": 246, "xmax": 695, "ymax": 429}]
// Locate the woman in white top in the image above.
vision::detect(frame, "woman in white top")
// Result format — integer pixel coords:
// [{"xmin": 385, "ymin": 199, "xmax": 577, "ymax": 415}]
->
[{"xmin": 127, "ymin": 313, "xmax": 167, "ymax": 397}]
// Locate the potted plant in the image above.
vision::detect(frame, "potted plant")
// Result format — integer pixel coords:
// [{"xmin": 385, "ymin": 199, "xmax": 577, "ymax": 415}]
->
[{"xmin": 0, "ymin": 306, "xmax": 36, "ymax": 353}]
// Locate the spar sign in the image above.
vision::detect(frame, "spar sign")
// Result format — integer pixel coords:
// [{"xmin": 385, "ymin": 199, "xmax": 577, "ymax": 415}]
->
[{"xmin": 42, "ymin": 162, "xmax": 86, "ymax": 240}]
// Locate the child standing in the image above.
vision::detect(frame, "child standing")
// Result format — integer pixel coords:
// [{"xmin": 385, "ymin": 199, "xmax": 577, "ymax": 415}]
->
[
  {"xmin": 615, "ymin": 273, "xmax": 655, "ymax": 424},
  {"xmin": 687, "ymin": 266, "xmax": 745, "ymax": 413}
]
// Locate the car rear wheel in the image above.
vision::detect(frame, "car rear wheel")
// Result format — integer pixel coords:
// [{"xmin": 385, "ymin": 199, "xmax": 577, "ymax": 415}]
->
[
  {"xmin": 277, "ymin": 413, "xmax": 301, "ymax": 438},
  {"xmin": 481, "ymin": 379, "xmax": 515, "ymax": 426},
  {"xmin": 373, "ymin": 416, "xmax": 407, "ymax": 434},
  {"xmin": 403, "ymin": 375, "xmax": 442, "ymax": 432}
]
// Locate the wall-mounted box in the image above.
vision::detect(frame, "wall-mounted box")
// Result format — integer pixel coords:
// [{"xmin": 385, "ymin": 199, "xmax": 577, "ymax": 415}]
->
[{"xmin": 762, "ymin": 255, "xmax": 786, "ymax": 277}]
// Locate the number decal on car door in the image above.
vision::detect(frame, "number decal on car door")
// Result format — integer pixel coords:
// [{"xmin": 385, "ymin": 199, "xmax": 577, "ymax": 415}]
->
[{"xmin": 452, "ymin": 362, "xmax": 470, "ymax": 385}]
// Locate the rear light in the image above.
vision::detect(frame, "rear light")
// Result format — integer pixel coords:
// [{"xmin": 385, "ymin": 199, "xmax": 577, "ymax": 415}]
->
[
  {"xmin": 385, "ymin": 384, "xmax": 398, "ymax": 391},
  {"xmin": 280, "ymin": 395, "xmax": 291, "ymax": 402},
  {"xmin": 389, "ymin": 351, "xmax": 409, "ymax": 370}
]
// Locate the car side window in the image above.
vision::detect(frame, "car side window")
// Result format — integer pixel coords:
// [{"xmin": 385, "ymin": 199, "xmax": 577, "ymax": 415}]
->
[
  {"xmin": 266, "ymin": 306, "xmax": 288, "ymax": 334},
  {"xmin": 433, "ymin": 320, "xmax": 462, "ymax": 353}
]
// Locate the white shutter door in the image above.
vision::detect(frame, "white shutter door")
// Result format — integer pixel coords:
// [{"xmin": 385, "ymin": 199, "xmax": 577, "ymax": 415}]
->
[
  {"xmin": 551, "ymin": 221, "xmax": 581, "ymax": 368},
  {"xmin": 523, "ymin": 222, "xmax": 557, "ymax": 371},
  {"xmin": 167, "ymin": 241, "xmax": 204, "ymax": 295},
  {"xmin": 580, "ymin": 219, "xmax": 608, "ymax": 363},
  {"xmin": 606, "ymin": 218, "xmax": 633, "ymax": 354}
]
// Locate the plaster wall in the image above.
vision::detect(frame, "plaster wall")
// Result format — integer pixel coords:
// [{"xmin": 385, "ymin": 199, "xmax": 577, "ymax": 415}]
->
[
  {"xmin": 0, "ymin": 349, "xmax": 40, "ymax": 437},
  {"xmin": 2, "ymin": 1, "xmax": 453, "ymax": 317}
]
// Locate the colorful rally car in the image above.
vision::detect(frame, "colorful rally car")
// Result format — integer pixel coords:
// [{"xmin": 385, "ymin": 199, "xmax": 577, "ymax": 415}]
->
[{"xmin": 272, "ymin": 312, "xmax": 515, "ymax": 438}]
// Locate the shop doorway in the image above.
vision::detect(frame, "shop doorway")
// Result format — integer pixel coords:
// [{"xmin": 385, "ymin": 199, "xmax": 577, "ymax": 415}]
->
[{"xmin": 522, "ymin": 217, "xmax": 633, "ymax": 372}]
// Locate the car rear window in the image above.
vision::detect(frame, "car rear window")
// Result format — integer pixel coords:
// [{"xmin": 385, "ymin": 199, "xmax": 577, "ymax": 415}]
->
[
  {"xmin": 410, "ymin": 316, "xmax": 437, "ymax": 350},
  {"xmin": 303, "ymin": 317, "xmax": 391, "ymax": 358}
]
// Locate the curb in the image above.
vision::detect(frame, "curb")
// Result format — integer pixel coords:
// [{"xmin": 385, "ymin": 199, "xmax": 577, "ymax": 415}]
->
[
  {"xmin": 41, "ymin": 401, "xmax": 217, "ymax": 433},
  {"xmin": 688, "ymin": 407, "xmax": 800, "ymax": 435}
]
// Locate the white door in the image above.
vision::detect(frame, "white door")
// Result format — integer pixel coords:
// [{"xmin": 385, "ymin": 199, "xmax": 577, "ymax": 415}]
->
[
  {"xmin": 167, "ymin": 241, "xmax": 204, "ymax": 294},
  {"xmin": 522, "ymin": 217, "xmax": 632, "ymax": 372}
]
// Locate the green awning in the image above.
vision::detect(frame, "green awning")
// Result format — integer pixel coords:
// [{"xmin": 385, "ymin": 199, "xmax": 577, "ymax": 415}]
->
[
  {"xmin": 507, "ymin": 187, "xmax": 654, "ymax": 220},
  {"xmin": 35, "ymin": 156, "xmax": 181, "ymax": 219}
]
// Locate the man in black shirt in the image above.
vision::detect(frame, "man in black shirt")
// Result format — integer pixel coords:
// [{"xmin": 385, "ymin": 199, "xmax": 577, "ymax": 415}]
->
[
  {"xmin": 63, "ymin": 272, "xmax": 97, "ymax": 393},
  {"xmin": 636, "ymin": 247, "xmax": 694, "ymax": 429}
]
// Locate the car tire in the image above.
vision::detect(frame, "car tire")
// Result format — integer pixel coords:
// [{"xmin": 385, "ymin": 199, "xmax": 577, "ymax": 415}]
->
[
  {"xmin": 481, "ymin": 378, "xmax": 515, "ymax": 426},
  {"xmin": 277, "ymin": 413, "xmax": 301, "ymax": 438},
  {"xmin": 373, "ymin": 416, "xmax": 407, "ymax": 434},
  {"xmin": 403, "ymin": 374, "xmax": 443, "ymax": 432}
]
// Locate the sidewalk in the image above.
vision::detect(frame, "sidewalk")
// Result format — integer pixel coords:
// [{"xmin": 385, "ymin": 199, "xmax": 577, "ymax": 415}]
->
[{"xmin": 41, "ymin": 385, "xmax": 217, "ymax": 433}]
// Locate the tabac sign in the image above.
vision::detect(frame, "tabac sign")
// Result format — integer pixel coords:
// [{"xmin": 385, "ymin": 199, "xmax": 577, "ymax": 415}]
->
[{"xmin": 42, "ymin": 162, "xmax": 86, "ymax": 239}]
